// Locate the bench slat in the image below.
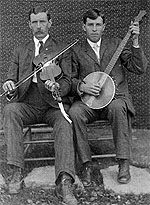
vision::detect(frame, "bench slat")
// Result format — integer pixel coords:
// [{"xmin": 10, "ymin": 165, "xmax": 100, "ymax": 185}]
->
[{"xmin": 0, "ymin": 120, "xmax": 115, "ymax": 161}]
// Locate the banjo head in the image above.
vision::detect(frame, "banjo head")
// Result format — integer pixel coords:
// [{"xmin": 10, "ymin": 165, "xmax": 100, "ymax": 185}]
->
[{"xmin": 81, "ymin": 71, "xmax": 115, "ymax": 109}]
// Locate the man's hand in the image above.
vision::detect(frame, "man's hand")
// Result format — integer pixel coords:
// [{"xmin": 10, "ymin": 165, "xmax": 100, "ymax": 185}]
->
[
  {"xmin": 45, "ymin": 80, "xmax": 60, "ymax": 92},
  {"xmin": 129, "ymin": 21, "xmax": 140, "ymax": 47},
  {"xmin": 79, "ymin": 81, "xmax": 101, "ymax": 96},
  {"xmin": 2, "ymin": 80, "xmax": 16, "ymax": 93}
]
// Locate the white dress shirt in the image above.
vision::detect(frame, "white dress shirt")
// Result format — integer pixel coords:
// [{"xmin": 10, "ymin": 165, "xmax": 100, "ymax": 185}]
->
[
  {"xmin": 87, "ymin": 38, "xmax": 101, "ymax": 61},
  {"xmin": 32, "ymin": 34, "xmax": 49, "ymax": 83}
]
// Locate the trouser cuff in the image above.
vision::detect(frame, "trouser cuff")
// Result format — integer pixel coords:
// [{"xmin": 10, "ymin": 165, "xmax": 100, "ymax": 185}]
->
[
  {"xmin": 55, "ymin": 168, "xmax": 75, "ymax": 185},
  {"xmin": 7, "ymin": 159, "xmax": 24, "ymax": 169}
]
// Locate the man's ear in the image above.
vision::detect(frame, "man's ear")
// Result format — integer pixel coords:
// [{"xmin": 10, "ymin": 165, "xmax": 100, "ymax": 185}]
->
[
  {"xmin": 82, "ymin": 24, "xmax": 86, "ymax": 32},
  {"xmin": 48, "ymin": 19, "xmax": 52, "ymax": 28},
  {"xmin": 102, "ymin": 23, "xmax": 106, "ymax": 32},
  {"xmin": 29, "ymin": 21, "xmax": 32, "ymax": 29}
]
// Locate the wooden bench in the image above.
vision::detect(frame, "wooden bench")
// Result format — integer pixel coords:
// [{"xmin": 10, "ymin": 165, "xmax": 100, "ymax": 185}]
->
[{"xmin": 23, "ymin": 120, "xmax": 115, "ymax": 161}]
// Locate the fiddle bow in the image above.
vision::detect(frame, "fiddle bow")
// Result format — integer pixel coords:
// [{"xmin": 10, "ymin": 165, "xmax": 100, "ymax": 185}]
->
[
  {"xmin": 0, "ymin": 39, "xmax": 79, "ymax": 97},
  {"xmin": 0, "ymin": 39, "xmax": 79, "ymax": 124}
]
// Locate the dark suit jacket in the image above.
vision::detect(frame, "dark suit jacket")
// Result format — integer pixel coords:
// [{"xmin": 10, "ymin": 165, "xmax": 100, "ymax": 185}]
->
[
  {"xmin": 6, "ymin": 36, "xmax": 72, "ymax": 108},
  {"xmin": 71, "ymin": 37, "xmax": 147, "ymax": 115}
]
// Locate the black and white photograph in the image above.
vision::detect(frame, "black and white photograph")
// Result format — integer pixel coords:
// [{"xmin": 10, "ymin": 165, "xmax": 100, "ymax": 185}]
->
[{"xmin": 0, "ymin": 0, "xmax": 149, "ymax": 204}]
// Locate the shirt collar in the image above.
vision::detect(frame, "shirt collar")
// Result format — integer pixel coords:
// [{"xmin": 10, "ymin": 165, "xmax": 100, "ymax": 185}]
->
[
  {"xmin": 34, "ymin": 34, "xmax": 49, "ymax": 46},
  {"xmin": 87, "ymin": 38, "xmax": 101, "ymax": 48}
]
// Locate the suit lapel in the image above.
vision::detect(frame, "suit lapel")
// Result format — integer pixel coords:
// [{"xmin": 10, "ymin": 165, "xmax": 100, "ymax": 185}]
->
[
  {"xmin": 42, "ymin": 37, "xmax": 60, "ymax": 58},
  {"xmin": 27, "ymin": 40, "xmax": 35, "ymax": 53},
  {"xmin": 43, "ymin": 37, "xmax": 53, "ymax": 50},
  {"xmin": 27, "ymin": 40, "xmax": 35, "ymax": 67},
  {"xmin": 83, "ymin": 39, "xmax": 108, "ymax": 65},
  {"xmin": 83, "ymin": 40, "xmax": 99, "ymax": 64},
  {"xmin": 99, "ymin": 37, "xmax": 108, "ymax": 62}
]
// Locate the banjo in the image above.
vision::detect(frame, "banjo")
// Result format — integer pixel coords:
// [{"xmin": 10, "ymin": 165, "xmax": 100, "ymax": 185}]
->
[{"xmin": 81, "ymin": 10, "xmax": 146, "ymax": 109}]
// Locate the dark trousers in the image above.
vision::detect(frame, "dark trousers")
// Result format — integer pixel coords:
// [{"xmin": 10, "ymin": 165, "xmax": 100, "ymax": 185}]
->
[
  {"xmin": 69, "ymin": 99, "xmax": 132, "ymax": 163},
  {"xmin": 3, "ymin": 83, "xmax": 75, "ymax": 183}
]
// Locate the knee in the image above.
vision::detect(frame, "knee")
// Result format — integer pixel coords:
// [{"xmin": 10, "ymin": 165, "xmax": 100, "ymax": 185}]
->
[
  {"xmin": 53, "ymin": 116, "xmax": 73, "ymax": 135},
  {"xmin": 54, "ymin": 114, "xmax": 71, "ymax": 127},
  {"xmin": 108, "ymin": 100, "xmax": 127, "ymax": 116},
  {"xmin": 69, "ymin": 104, "xmax": 83, "ymax": 120},
  {"xmin": 3, "ymin": 103, "xmax": 19, "ymax": 117}
]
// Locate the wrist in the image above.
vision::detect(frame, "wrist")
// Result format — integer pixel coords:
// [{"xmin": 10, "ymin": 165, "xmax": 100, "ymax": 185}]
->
[
  {"xmin": 77, "ymin": 80, "xmax": 85, "ymax": 96},
  {"xmin": 79, "ymin": 81, "xmax": 85, "ymax": 92},
  {"xmin": 132, "ymin": 38, "xmax": 139, "ymax": 48}
]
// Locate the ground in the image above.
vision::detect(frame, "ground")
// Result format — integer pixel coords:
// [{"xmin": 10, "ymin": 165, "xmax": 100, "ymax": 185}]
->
[{"xmin": 0, "ymin": 128, "xmax": 150, "ymax": 205}]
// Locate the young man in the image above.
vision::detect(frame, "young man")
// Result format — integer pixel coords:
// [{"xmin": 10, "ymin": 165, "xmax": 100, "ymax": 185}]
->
[
  {"xmin": 69, "ymin": 8, "xmax": 147, "ymax": 185},
  {"xmin": 2, "ymin": 5, "xmax": 77, "ymax": 205}
]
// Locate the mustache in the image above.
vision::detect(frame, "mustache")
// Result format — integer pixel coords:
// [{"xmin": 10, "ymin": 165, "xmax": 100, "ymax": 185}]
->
[{"xmin": 35, "ymin": 30, "xmax": 44, "ymax": 34}]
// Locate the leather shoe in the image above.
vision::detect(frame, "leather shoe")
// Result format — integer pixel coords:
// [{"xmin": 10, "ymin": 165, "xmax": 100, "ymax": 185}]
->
[
  {"xmin": 55, "ymin": 173, "xmax": 77, "ymax": 205},
  {"xmin": 117, "ymin": 159, "xmax": 131, "ymax": 184},
  {"xmin": 8, "ymin": 165, "xmax": 24, "ymax": 194},
  {"xmin": 82, "ymin": 162, "xmax": 92, "ymax": 187}
]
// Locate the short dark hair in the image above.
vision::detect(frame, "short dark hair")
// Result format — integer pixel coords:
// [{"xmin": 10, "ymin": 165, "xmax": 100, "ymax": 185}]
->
[
  {"xmin": 28, "ymin": 5, "xmax": 51, "ymax": 21},
  {"xmin": 83, "ymin": 8, "xmax": 105, "ymax": 24}
]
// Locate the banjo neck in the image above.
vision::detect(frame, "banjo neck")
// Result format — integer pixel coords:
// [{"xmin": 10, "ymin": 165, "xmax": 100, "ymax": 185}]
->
[
  {"xmin": 99, "ymin": 10, "xmax": 146, "ymax": 88},
  {"xmin": 81, "ymin": 10, "xmax": 146, "ymax": 109},
  {"xmin": 104, "ymin": 31, "xmax": 131, "ymax": 76},
  {"xmin": 99, "ymin": 31, "xmax": 131, "ymax": 87},
  {"xmin": 99, "ymin": 31, "xmax": 131, "ymax": 88}
]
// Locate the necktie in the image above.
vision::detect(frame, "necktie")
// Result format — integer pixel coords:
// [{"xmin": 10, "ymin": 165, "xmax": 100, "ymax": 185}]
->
[
  {"xmin": 93, "ymin": 43, "xmax": 100, "ymax": 61},
  {"xmin": 39, "ymin": 41, "xmax": 44, "ymax": 54},
  {"xmin": 33, "ymin": 41, "xmax": 44, "ymax": 83}
]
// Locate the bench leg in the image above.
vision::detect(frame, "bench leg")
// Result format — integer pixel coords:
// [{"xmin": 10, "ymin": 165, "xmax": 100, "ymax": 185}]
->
[{"xmin": 24, "ymin": 127, "xmax": 32, "ymax": 156}]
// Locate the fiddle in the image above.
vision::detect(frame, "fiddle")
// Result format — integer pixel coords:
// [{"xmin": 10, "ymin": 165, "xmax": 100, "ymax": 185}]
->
[
  {"xmin": 33, "ymin": 50, "xmax": 65, "ymax": 103},
  {"xmin": 0, "ymin": 39, "xmax": 79, "ymax": 98},
  {"xmin": 40, "ymin": 60, "xmax": 62, "ymax": 102},
  {"xmin": 34, "ymin": 53, "xmax": 62, "ymax": 81},
  {"xmin": 33, "ymin": 47, "xmax": 72, "ymax": 123}
]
